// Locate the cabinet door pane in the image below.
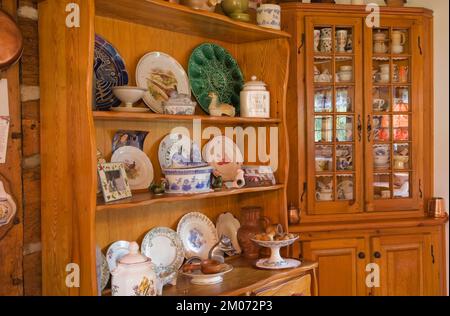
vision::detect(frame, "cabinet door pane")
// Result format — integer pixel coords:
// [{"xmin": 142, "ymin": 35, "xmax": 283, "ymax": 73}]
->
[
  {"xmin": 365, "ymin": 20, "xmax": 421, "ymax": 211},
  {"xmin": 307, "ymin": 17, "xmax": 363, "ymax": 215}
]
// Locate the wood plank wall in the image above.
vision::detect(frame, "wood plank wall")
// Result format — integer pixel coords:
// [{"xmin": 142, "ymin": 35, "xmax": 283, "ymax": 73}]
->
[{"xmin": 0, "ymin": 0, "xmax": 41, "ymax": 296}]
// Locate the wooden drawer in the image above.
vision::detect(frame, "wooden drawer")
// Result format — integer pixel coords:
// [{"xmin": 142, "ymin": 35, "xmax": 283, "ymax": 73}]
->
[{"xmin": 254, "ymin": 274, "xmax": 312, "ymax": 296}]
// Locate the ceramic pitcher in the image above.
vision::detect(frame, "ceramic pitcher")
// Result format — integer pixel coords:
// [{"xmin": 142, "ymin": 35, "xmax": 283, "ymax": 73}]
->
[{"xmin": 237, "ymin": 206, "xmax": 270, "ymax": 259}]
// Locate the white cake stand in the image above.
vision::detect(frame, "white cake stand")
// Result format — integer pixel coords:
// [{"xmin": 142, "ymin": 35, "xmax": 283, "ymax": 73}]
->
[{"xmin": 251, "ymin": 236, "xmax": 301, "ymax": 270}]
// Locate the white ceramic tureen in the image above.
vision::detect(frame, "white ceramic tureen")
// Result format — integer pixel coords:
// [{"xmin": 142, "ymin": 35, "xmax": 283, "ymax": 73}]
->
[{"xmin": 110, "ymin": 242, "xmax": 160, "ymax": 296}]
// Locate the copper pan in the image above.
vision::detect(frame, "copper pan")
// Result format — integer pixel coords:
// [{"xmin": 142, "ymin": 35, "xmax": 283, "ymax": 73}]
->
[{"xmin": 0, "ymin": 9, "xmax": 23, "ymax": 71}]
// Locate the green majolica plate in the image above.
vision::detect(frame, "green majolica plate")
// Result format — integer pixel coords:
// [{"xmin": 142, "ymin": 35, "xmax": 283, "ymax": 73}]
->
[{"xmin": 188, "ymin": 43, "xmax": 244, "ymax": 115}]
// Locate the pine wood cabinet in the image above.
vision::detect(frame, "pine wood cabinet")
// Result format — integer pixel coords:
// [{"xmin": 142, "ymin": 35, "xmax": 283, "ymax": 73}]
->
[{"xmin": 282, "ymin": 3, "xmax": 447, "ymax": 296}]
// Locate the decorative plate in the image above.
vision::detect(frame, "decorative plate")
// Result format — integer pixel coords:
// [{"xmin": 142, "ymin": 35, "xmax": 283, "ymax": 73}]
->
[
  {"xmin": 181, "ymin": 264, "xmax": 233, "ymax": 285},
  {"xmin": 112, "ymin": 130, "xmax": 149, "ymax": 153},
  {"xmin": 216, "ymin": 213, "xmax": 241, "ymax": 255},
  {"xmin": 177, "ymin": 212, "xmax": 218, "ymax": 260},
  {"xmin": 202, "ymin": 136, "xmax": 244, "ymax": 181},
  {"xmin": 111, "ymin": 146, "xmax": 154, "ymax": 190},
  {"xmin": 106, "ymin": 241, "xmax": 130, "ymax": 272},
  {"xmin": 100, "ymin": 252, "xmax": 110, "ymax": 292},
  {"xmin": 136, "ymin": 52, "xmax": 190, "ymax": 113},
  {"xmin": 188, "ymin": 43, "xmax": 244, "ymax": 114},
  {"xmin": 94, "ymin": 34, "xmax": 129, "ymax": 110},
  {"xmin": 158, "ymin": 133, "xmax": 205, "ymax": 170},
  {"xmin": 141, "ymin": 227, "xmax": 185, "ymax": 278}
]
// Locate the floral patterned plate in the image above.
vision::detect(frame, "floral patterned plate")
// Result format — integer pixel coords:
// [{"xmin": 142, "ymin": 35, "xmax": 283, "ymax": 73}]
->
[
  {"xmin": 141, "ymin": 227, "xmax": 185, "ymax": 278},
  {"xmin": 94, "ymin": 34, "xmax": 129, "ymax": 110},
  {"xmin": 111, "ymin": 146, "xmax": 154, "ymax": 190},
  {"xmin": 136, "ymin": 52, "xmax": 190, "ymax": 113},
  {"xmin": 188, "ymin": 43, "xmax": 244, "ymax": 114},
  {"xmin": 177, "ymin": 212, "xmax": 218, "ymax": 260},
  {"xmin": 158, "ymin": 133, "xmax": 206, "ymax": 170},
  {"xmin": 106, "ymin": 241, "xmax": 130, "ymax": 272}
]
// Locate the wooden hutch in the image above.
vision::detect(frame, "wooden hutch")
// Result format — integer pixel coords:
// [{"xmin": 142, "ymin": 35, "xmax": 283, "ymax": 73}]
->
[
  {"xmin": 282, "ymin": 3, "xmax": 447, "ymax": 296},
  {"xmin": 38, "ymin": 0, "xmax": 303, "ymax": 296}
]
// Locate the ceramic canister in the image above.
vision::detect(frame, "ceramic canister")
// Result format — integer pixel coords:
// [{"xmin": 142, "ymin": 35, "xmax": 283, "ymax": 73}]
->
[
  {"xmin": 110, "ymin": 242, "xmax": 159, "ymax": 296},
  {"xmin": 256, "ymin": 4, "xmax": 281, "ymax": 30},
  {"xmin": 240, "ymin": 76, "xmax": 270, "ymax": 118}
]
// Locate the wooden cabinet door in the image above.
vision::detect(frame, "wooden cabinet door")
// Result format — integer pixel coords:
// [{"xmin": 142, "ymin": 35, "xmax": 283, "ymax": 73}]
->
[
  {"xmin": 302, "ymin": 238, "xmax": 368, "ymax": 296},
  {"xmin": 363, "ymin": 18, "xmax": 424, "ymax": 212},
  {"xmin": 305, "ymin": 17, "xmax": 364, "ymax": 215},
  {"xmin": 371, "ymin": 234, "xmax": 436, "ymax": 296}
]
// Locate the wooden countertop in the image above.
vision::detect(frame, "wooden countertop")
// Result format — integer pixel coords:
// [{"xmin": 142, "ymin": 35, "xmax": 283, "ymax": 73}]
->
[{"xmin": 162, "ymin": 257, "xmax": 318, "ymax": 296}]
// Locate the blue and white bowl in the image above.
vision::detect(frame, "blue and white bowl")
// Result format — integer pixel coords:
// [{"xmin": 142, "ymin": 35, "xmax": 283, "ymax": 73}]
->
[{"xmin": 163, "ymin": 167, "xmax": 213, "ymax": 194}]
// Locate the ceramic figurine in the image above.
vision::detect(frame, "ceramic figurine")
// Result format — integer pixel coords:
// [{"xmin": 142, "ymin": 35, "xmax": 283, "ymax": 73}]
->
[
  {"xmin": 150, "ymin": 181, "xmax": 166, "ymax": 195},
  {"xmin": 110, "ymin": 242, "xmax": 160, "ymax": 296},
  {"xmin": 211, "ymin": 174, "xmax": 224, "ymax": 191},
  {"xmin": 208, "ymin": 92, "xmax": 236, "ymax": 117}
]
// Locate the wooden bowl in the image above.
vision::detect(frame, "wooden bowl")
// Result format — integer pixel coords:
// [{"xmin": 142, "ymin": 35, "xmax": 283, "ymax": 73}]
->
[
  {"xmin": 201, "ymin": 260, "xmax": 227, "ymax": 275},
  {"xmin": 385, "ymin": 0, "xmax": 406, "ymax": 7}
]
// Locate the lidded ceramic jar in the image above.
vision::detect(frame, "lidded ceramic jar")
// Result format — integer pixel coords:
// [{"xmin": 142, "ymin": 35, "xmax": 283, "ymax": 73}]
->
[
  {"xmin": 111, "ymin": 242, "xmax": 160, "ymax": 296},
  {"xmin": 240, "ymin": 76, "xmax": 270, "ymax": 118}
]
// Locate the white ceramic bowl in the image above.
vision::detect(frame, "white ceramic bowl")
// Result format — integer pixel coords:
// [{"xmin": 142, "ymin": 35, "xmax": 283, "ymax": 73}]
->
[
  {"xmin": 374, "ymin": 155, "xmax": 389, "ymax": 166},
  {"xmin": 112, "ymin": 86, "xmax": 146, "ymax": 107},
  {"xmin": 163, "ymin": 166, "xmax": 213, "ymax": 194}
]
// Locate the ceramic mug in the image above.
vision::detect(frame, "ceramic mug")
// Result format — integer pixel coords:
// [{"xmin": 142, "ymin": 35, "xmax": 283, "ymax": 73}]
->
[
  {"xmin": 316, "ymin": 190, "xmax": 333, "ymax": 201},
  {"xmin": 320, "ymin": 37, "xmax": 332, "ymax": 53},
  {"xmin": 320, "ymin": 27, "xmax": 332, "ymax": 39},
  {"xmin": 391, "ymin": 31, "xmax": 406, "ymax": 46},
  {"xmin": 391, "ymin": 44, "xmax": 404, "ymax": 54},
  {"xmin": 373, "ymin": 98, "xmax": 386, "ymax": 111},
  {"xmin": 256, "ymin": 4, "xmax": 281, "ymax": 30},
  {"xmin": 379, "ymin": 64, "xmax": 390, "ymax": 74},
  {"xmin": 381, "ymin": 190, "xmax": 391, "ymax": 199},
  {"xmin": 374, "ymin": 40, "xmax": 388, "ymax": 54},
  {"xmin": 339, "ymin": 71, "xmax": 353, "ymax": 82},
  {"xmin": 314, "ymin": 30, "xmax": 321, "ymax": 52},
  {"xmin": 336, "ymin": 30, "xmax": 348, "ymax": 52},
  {"xmin": 376, "ymin": 72, "xmax": 390, "ymax": 83}
]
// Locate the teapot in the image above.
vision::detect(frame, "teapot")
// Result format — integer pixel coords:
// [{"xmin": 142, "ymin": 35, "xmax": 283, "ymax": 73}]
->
[{"xmin": 111, "ymin": 242, "xmax": 160, "ymax": 296}]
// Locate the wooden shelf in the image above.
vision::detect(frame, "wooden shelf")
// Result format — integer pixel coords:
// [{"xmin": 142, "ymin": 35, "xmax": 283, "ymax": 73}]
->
[
  {"xmin": 92, "ymin": 111, "xmax": 281, "ymax": 125},
  {"xmin": 95, "ymin": 0, "xmax": 291, "ymax": 43},
  {"xmin": 97, "ymin": 184, "xmax": 285, "ymax": 211}
]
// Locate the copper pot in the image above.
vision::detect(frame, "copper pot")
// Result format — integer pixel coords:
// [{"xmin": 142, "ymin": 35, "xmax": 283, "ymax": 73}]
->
[
  {"xmin": 427, "ymin": 198, "xmax": 447, "ymax": 218},
  {"xmin": 0, "ymin": 9, "xmax": 23, "ymax": 71}
]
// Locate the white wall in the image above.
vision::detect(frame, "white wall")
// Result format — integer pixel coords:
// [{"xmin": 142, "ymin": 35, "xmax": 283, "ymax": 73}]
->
[{"xmin": 330, "ymin": 0, "xmax": 449, "ymax": 295}]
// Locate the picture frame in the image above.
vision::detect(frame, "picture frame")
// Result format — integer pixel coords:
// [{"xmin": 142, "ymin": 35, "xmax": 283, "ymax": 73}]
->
[{"xmin": 98, "ymin": 163, "xmax": 132, "ymax": 203}]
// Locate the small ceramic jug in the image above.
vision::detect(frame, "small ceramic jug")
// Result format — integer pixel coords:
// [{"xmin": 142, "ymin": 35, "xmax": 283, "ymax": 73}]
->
[
  {"xmin": 111, "ymin": 242, "xmax": 160, "ymax": 296},
  {"xmin": 237, "ymin": 207, "xmax": 270, "ymax": 259},
  {"xmin": 256, "ymin": 4, "xmax": 281, "ymax": 30}
]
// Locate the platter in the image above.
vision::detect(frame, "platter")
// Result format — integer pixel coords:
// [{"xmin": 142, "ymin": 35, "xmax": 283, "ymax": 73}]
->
[
  {"xmin": 158, "ymin": 133, "xmax": 205, "ymax": 170},
  {"xmin": 136, "ymin": 52, "xmax": 190, "ymax": 113},
  {"xmin": 94, "ymin": 34, "xmax": 129, "ymax": 110},
  {"xmin": 188, "ymin": 43, "xmax": 244, "ymax": 114},
  {"xmin": 216, "ymin": 212, "xmax": 241, "ymax": 255},
  {"xmin": 111, "ymin": 146, "xmax": 154, "ymax": 190},
  {"xmin": 106, "ymin": 240, "xmax": 130, "ymax": 272},
  {"xmin": 177, "ymin": 212, "xmax": 218, "ymax": 260},
  {"xmin": 141, "ymin": 227, "xmax": 185, "ymax": 278}
]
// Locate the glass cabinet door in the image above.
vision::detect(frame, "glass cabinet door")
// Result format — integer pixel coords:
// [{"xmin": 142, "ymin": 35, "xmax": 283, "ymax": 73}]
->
[
  {"xmin": 364, "ymin": 19, "xmax": 423, "ymax": 212},
  {"xmin": 306, "ymin": 17, "xmax": 364, "ymax": 215}
]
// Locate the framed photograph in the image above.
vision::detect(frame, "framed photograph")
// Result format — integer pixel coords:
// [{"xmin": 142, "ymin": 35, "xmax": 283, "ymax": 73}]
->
[{"xmin": 98, "ymin": 163, "xmax": 132, "ymax": 203}]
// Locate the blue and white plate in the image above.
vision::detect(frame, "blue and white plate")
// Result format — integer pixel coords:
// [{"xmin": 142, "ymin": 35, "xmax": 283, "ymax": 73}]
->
[
  {"xmin": 94, "ymin": 34, "xmax": 129, "ymax": 110},
  {"xmin": 177, "ymin": 212, "xmax": 218, "ymax": 260},
  {"xmin": 158, "ymin": 133, "xmax": 206, "ymax": 170}
]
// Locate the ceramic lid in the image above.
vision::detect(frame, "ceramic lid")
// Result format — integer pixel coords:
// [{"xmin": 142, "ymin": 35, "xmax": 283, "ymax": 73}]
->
[
  {"xmin": 242, "ymin": 76, "xmax": 267, "ymax": 91},
  {"xmin": 118, "ymin": 242, "xmax": 149, "ymax": 265}
]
